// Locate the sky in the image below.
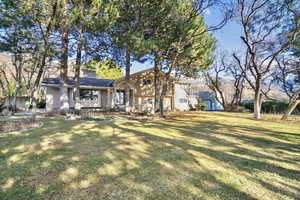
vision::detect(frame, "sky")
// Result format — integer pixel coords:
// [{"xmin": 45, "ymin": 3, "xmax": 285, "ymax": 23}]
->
[
  {"xmin": 204, "ymin": 7, "xmax": 244, "ymax": 53},
  {"xmin": 131, "ymin": 7, "xmax": 245, "ymax": 74}
]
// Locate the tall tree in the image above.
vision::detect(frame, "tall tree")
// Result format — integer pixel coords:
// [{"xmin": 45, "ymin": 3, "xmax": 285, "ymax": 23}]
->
[
  {"xmin": 233, "ymin": 0, "xmax": 299, "ymax": 119},
  {"xmin": 275, "ymin": 56, "xmax": 300, "ymax": 119},
  {"xmin": 155, "ymin": 1, "xmax": 215, "ymax": 116},
  {"xmin": 141, "ymin": 0, "xmax": 232, "ymax": 115},
  {"xmin": 56, "ymin": 0, "xmax": 74, "ymax": 111},
  {"xmin": 111, "ymin": 0, "xmax": 167, "ymax": 112},
  {"xmin": 72, "ymin": 0, "xmax": 112, "ymax": 110},
  {"xmin": 0, "ymin": 0, "xmax": 58, "ymax": 113},
  {"xmin": 280, "ymin": 1, "xmax": 300, "ymax": 120}
]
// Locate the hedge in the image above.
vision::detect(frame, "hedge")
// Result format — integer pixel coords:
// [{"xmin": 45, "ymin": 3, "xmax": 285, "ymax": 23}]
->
[{"xmin": 243, "ymin": 101, "xmax": 300, "ymax": 114}]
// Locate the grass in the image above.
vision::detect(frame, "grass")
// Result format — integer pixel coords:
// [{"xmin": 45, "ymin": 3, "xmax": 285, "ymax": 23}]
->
[{"xmin": 0, "ymin": 112, "xmax": 300, "ymax": 200}]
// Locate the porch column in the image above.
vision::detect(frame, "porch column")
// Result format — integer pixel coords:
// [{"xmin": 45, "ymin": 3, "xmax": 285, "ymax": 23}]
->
[
  {"xmin": 107, "ymin": 89, "xmax": 111, "ymax": 109},
  {"xmin": 131, "ymin": 89, "xmax": 135, "ymax": 107},
  {"xmin": 60, "ymin": 84, "xmax": 69, "ymax": 111},
  {"xmin": 111, "ymin": 88, "xmax": 116, "ymax": 108}
]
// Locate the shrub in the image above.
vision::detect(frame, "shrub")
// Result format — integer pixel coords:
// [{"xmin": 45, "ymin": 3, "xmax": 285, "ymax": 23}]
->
[
  {"xmin": 195, "ymin": 103, "xmax": 208, "ymax": 111},
  {"xmin": 36, "ymin": 99, "xmax": 46, "ymax": 109},
  {"xmin": 243, "ymin": 102, "xmax": 254, "ymax": 111}
]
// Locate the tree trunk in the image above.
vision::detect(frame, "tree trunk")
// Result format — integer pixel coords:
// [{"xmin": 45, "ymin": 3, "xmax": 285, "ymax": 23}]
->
[
  {"xmin": 28, "ymin": 90, "xmax": 37, "ymax": 112},
  {"xmin": 60, "ymin": 26, "xmax": 70, "ymax": 111},
  {"xmin": 30, "ymin": 0, "xmax": 58, "ymax": 110},
  {"xmin": 282, "ymin": 97, "xmax": 300, "ymax": 120},
  {"xmin": 124, "ymin": 49, "xmax": 131, "ymax": 112},
  {"xmin": 11, "ymin": 86, "xmax": 20, "ymax": 113},
  {"xmin": 159, "ymin": 77, "xmax": 168, "ymax": 117},
  {"xmin": 254, "ymin": 77, "xmax": 262, "ymax": 119},
  {"xmin": 254, "ymin": 93, "xmax": 263, "ymax": 119},
  {"xmin": 154, "ymin": 58, "xmax": 160, "ymax": 112},
  {"xmin": 74, "ymin": 26, "xmax": 84, "ymax": 111},
  {"xmin": 11, "ymin": 63, "xmax": 22, "ymax": 114}
]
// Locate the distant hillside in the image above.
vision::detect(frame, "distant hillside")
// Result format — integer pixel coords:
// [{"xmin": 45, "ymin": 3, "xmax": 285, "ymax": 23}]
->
[{"xmin": 180, "ymin": 77, "xmax": 289, "ymax": 102}]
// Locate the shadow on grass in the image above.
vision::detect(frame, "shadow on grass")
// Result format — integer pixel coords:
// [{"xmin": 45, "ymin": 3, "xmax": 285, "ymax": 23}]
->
[{"xmin": 0, "ymin": 114, "xmax": 300, "ymax": 200}]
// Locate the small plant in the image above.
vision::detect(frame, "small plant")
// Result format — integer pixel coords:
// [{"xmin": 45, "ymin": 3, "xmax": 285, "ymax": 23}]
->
[
  {"xmin": 195, "ymin": 103, "xmax": 208, "ymax": 111},
  {"xmin": 194, "ymin": 98, "xmax": 208, "ymax": 111}
]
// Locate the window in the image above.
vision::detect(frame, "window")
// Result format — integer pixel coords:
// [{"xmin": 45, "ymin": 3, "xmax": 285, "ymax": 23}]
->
[
  {"xmin": 179, "ymin": 98, "xmax": 188, "ymax": 103},
  {"xmin": 80, "ymin": 90, "xmax": 99, "ymax": 101},
  {"xmin": 143, "ymin": 79, "xmax": 152, "ymax": 86}
]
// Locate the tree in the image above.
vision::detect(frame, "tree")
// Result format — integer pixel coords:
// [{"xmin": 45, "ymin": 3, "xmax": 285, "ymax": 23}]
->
[
  {"xmin": 85, "ymin": 58, "xmax": 124, "ymax": 79},
  {"xmin": 72, "ymin": 0, "xmax": 86, "ymax": 111},
  {"xmin": 206, "ymin": 53, "xmax": 245, "ymax": 111},
  {"xmin": 109, "ymin": 0, "xmax": 149, "ymax": 112},
  {"xmin": 153, "ymin": 1, "xmax": 216, "ymax": 116},
  {"xmin": 233, "ymin": 0, "xmax": 299, "ymax": 119},
  {"xmin": 275, "ymin": 56, "xmax": 300, "ymax": 119},
  {"xmin": 140, "ymin": 0, "xmax": 232, "ymax": 116},
  {"xmin": 56, "ymin": 0, "xmax": 74, "ymax": 111},
  {"xmin": 72, "ymin": 0, "xmax": 112, "ymax": 110},
  {"xmin": 0, "ymin": 0, "xmax": 58, "ymax": 113},
  {"xmin": 280, "ymin": 1, "xmax": 300, "ymax": 120},
  {"xmin": 0, "ymin": 63, "xmax": 16, "ymax": 112}
]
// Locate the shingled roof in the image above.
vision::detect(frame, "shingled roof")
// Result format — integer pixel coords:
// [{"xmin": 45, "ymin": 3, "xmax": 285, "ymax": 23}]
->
[{"xmin": 42, "ymin": 77, "xmax": 114, "ymax": 88}]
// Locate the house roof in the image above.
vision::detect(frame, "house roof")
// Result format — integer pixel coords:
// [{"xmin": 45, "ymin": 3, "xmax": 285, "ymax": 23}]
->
[{"xmin": 42, "ymin": 77, "xmax": 114, "ymax": 88}]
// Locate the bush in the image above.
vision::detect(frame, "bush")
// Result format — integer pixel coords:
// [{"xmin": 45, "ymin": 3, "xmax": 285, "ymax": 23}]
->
[
  {"xmin": 195, "ymin": 103, "xmax": 208, "ymax": 111},
  {"xmin": 243, "ymin": 101, "xmax": 300, "ymax": 114}
]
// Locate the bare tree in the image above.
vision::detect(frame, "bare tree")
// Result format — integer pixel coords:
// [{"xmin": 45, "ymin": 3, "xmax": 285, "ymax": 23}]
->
[
  {"xmin": 205, "ymin": 55, "xmax": 228, "ymax": 110},
  {"xmin": 228, "ymin": 58, "xmax": 246, "ymax": 108},
  {"xmin": 233, "ymin": 0, "xmax": 299, "ymax": 119},
  {"xmin": 275, "ymin": 56, "xmax": 300, "ymax": 119},
  {"xmin": 0, "ymin": 63, "xmax": 15, "ymax": 112},
  {"xmin": 206, "ymin": 53, "xmax": 245, "ymax": 111}
]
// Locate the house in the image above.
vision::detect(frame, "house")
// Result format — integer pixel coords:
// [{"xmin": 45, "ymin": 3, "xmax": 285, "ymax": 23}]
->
[
  {"xmin": 0, "ymin": 52, "xmax": 224, "ymax": 112},
  {"xmin": 175, "ymin": 78, "xmax": 223, "ymax": 111},
  {"xmin": 41, "ymin": 68, "xmax": 192, "ymax": 112}
]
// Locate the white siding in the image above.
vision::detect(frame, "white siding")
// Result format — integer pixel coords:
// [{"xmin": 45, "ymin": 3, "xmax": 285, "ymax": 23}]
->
[
  {"xmin": 174, "ymin": 84, "xmax": 190, "ymax": 111},
  {"xmin": 46, "ymin": 87, "xmax": 61, "ymax": 111}
]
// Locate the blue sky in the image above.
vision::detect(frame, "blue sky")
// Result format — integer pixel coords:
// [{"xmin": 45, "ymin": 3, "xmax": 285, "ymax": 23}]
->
[
  {"xmin": 205, "ymin": 7, "xmax": 244, "ymax": 52},
  {"xmin": 131, "ymin": 8, "xmax": 245, "ymax": 73}
]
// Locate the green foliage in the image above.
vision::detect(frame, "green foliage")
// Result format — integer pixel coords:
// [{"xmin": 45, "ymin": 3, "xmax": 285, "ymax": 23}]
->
[
  {"xmin": 36, "ymin": 99, "xmax": 46, "ymax": 109},
  {"xmin": 109, "ymin": 0, "xmax": 149, "ymax": 55},
  {"xmin": 195, "ymin": 103, "xmax": 208, "ymax": 111},
  {"xmin": 243, "ymin": 101, "xmax": 300, "ymax": 114},
  {"xmin": 194, "ymin": 98, "xmax": 208, "ymax": 111},
  {"xmin": 143, "ymin": 0, "xmax": 215, "ymax": 76},
  {"xmin": 85, "ymin": 58, "xmax": 124, "ymax": 80}
]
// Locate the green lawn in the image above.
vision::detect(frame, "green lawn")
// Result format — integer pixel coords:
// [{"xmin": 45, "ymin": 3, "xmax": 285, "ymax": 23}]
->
[{"xmin": 1, "ymin": 112, "xmax": 300, "ymax": 200}]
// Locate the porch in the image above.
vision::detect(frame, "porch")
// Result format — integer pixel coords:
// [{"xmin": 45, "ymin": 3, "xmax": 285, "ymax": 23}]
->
[{"xmin": 72, "ymin": 88, "xmax": 135, "ymax": 111}]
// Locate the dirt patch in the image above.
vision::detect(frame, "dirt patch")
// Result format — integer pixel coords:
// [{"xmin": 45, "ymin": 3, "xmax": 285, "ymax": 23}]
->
[{"xmin": 0, "ymin": 117, "xmax": 40, "ymax": 133}]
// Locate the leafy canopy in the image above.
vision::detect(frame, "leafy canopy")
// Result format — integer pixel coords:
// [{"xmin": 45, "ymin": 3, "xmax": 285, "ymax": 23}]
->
[{"xmin": 85, "ymin": 58, "xmax": 124, "ymax": 80}]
